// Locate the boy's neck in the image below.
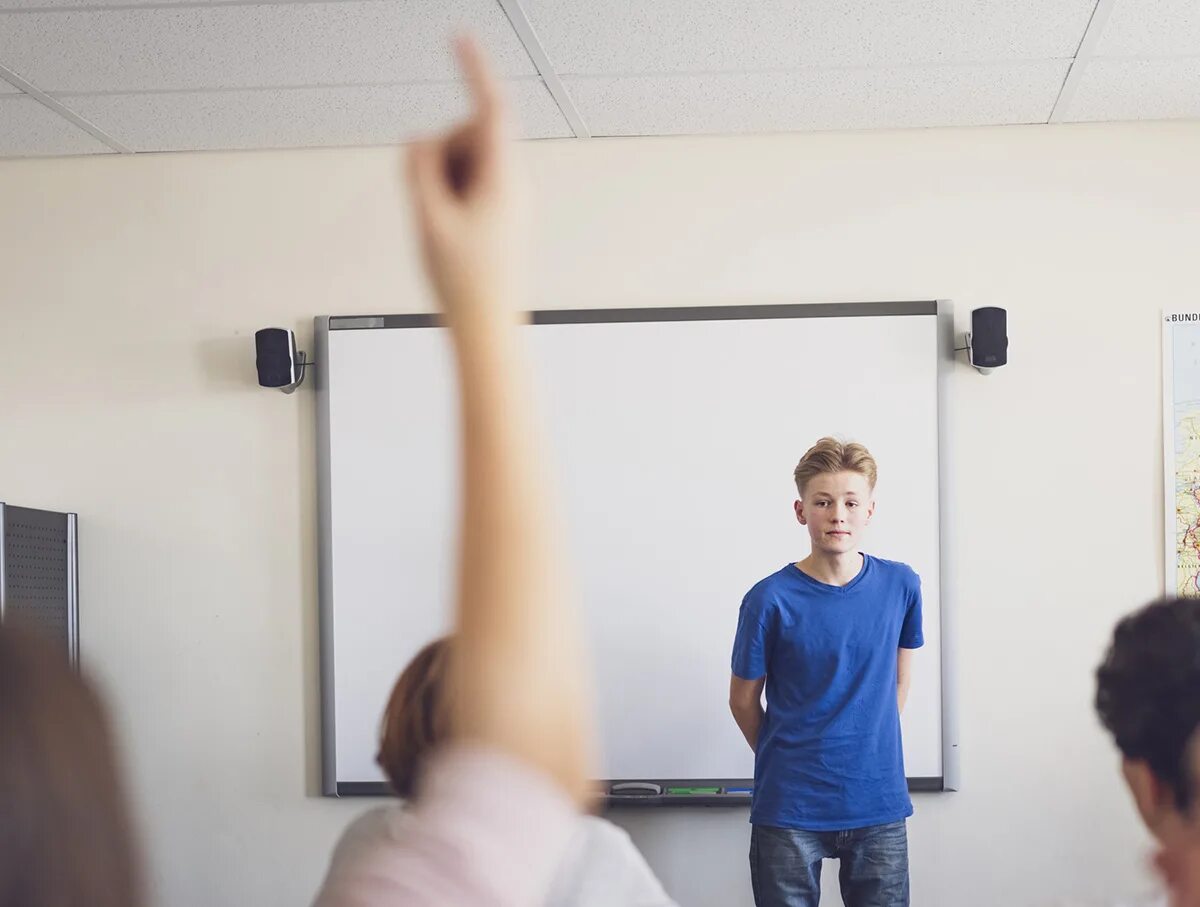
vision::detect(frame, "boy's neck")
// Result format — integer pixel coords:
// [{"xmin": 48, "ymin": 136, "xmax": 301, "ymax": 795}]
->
[{"xmin": 796, "ymin": 550, "xmax": 864, "ymax": 587}]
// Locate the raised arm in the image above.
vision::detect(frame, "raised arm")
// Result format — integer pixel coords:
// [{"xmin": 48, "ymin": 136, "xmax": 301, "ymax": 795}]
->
[{"xmin": 406, "ymin": 37, "xmax": 593, "ymax": 806}]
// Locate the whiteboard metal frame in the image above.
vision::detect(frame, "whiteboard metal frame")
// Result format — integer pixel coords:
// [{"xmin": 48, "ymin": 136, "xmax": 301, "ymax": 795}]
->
[
  {"xmin": 316, "ymin": 319, "xmax": 339, "ymax": 796},
  {"xmin": 936, "ymin": 299, "xmax": 960, "ymax": 792},
  {"xmin": 316, "ymin": 300, "xmax": 958, "ymax": 797}
]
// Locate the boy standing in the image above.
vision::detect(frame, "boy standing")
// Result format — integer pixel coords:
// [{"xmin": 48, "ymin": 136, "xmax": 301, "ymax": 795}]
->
[{"xmin": 729, "ymin": 438, "xmax": 923, "ymax": 907}]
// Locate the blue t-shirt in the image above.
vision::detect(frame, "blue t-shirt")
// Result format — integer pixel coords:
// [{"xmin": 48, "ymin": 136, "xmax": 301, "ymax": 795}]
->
[{"xmin": 730, "ymin": 554, "xmax": 923, "ymax": 831}]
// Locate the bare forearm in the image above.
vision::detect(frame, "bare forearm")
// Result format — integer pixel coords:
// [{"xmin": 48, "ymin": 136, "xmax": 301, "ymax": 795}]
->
[
  {"xmin": 731, "ymin": 703, "xmax": 764, "ymax": 753},
  {"xmin": 896, "ymin": 647, "xmax": 913, "ymax": 715},
  {"xmin": 449, "ymin": 313, "xmax": 592, "ymax": 803},
  {"xmin": 406, "ymin": 39, "xmax": 593, "ymax": 805}
]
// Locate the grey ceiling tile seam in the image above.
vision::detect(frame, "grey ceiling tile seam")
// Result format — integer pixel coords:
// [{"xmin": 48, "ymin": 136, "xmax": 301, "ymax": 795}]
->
[
  {"xmin": 0, "ymin": 60, "xmax": 25, "ymax": 92},
  {"xmin": 52, "ymin": 75, "xmax": 546, "ymax": 98},
  {"xmin": 497, "ymin": 0, "xmax": 589, "ymax": 138},
  {"xmin": 557, "ymin": 57, "xmax": 1078, "ymax": 81},
  {"xmin": 0, "ymin": 0, "xmax": 373, "ymax": 14},
  {"xmin": 1049, "ymin": 0, "xmax": 1119, "ymax": 123},
  {"xmin": 589, "ymin": 117, "xmax": 1061, "ymax": 142},
  {"xmin": 1088, "ymin": 51, "xmax": 1200, "ymax": 63},
  {"xmin": 120, "ymin": 129, "xmax": 571, "ymax": 157},
  {"xmin": 0, "ymin": 61, "xmax": 134, "ymax": 151}
]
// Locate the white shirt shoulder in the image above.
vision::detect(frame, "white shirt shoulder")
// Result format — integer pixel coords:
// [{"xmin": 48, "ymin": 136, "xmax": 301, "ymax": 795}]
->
[
  {"xmin": 329, "ymin": 804, "xmax": 409, "ymax": 861},
  {"xmin": 316, "ymin": 806, "xmax": 676, "ymax": 907},
  {"xmin": 545, "ymin": 815, "xmax": 678, "ymax": 907}
]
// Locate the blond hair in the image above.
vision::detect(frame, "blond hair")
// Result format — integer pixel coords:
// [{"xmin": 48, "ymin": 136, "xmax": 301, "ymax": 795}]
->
[{"xmin": 793, "ymin": 437, "xmax": 878, "ymax": 497}]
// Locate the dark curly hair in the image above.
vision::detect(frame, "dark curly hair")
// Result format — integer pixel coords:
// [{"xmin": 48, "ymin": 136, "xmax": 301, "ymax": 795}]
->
[{"xmin": 1095, "ymin": 597, "xmax": 1200, "ymax": 811}]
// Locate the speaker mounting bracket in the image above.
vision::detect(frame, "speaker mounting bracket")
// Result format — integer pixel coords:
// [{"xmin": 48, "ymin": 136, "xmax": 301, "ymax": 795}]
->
[{"xmin": 280, "ymin": 350, "xmax": 311, "ymax": 394}]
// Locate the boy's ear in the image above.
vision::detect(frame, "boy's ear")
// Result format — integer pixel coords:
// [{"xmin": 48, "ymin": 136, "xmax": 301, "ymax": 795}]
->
[
  {"xmin": 1124, "ymin": 758, "xmax": 1175, "ymax": 837},
  {"xmin": 794, "ymin": 499, "xmax": 806, "ymax": 525}
]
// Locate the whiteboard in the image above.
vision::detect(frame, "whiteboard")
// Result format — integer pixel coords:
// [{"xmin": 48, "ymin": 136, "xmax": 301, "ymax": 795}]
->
[{"xmin": 316, "ymin": 302, "xmax": 955, "ymax": 796}]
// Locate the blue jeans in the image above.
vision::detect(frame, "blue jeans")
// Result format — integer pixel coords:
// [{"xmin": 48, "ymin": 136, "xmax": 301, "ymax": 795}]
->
[{"xmin": 749, "ymin": 820, "xmax": 910, "ymax": 907}]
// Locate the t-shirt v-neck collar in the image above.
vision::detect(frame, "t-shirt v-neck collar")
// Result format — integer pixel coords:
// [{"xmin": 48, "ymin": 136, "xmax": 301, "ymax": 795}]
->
[{"xmin": 788, "ymin": 554, "xmax": 871, "ymax": 594}]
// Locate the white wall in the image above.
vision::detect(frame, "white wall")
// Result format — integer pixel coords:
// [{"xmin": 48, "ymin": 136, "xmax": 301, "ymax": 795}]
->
[{"xmin": 1, "ymin": 120, "xmax": 1196, "ymax": 907}]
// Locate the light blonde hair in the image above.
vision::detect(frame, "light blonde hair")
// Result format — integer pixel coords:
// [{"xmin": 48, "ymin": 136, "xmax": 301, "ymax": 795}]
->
[{"xmin": 793, "ymin": 437, "xmax": 878, "ymax": 497}]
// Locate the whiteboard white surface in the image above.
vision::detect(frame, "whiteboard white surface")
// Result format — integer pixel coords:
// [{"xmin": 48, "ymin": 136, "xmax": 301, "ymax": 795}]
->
[{"xmin": 318, "ymin": 304, "xmax": 947, "ymax": 791}]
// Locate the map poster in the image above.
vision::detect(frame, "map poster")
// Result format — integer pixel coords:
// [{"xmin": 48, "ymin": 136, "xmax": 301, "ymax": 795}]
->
[{"xmin": 1164, "ymin": 311, "xmax": 1200, "ymax": 596}]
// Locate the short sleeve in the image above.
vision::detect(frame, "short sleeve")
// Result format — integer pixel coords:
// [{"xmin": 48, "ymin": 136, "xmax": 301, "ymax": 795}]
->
[
  {"xmin": 899, "ymin": 569, "xmax": 924, "ymax": 650},
  {"xmin": 731, "ymin": 589, "xmax": 773, "ymax": 680}
]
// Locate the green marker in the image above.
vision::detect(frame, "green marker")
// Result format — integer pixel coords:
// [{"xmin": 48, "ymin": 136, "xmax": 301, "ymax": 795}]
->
[{"xmin": 666, "ymin": 786, "xmax": 720, "ymax": 795}]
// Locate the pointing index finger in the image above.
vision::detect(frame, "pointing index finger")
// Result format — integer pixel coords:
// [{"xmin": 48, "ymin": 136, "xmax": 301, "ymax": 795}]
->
[{"xmin": 455, "ymin": 34, "xmax": 504, "ymax": 122}]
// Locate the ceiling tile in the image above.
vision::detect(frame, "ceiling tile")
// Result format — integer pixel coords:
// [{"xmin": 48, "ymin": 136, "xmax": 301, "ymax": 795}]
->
[
  {"xmin": 59, "ymin": 79, "xmax": 570, "ymax": 152},
  {"xmin": 1094, "ymin": 0, "xmax": 1200, "ymax": 58},
  {"xmin": 1063, "ymin": 57, "xmax": 1200, "ymax": 121},
  {"xmin": 0, "ymin": 0, "xmax": 536, "ymax": 93},
  {"xmin": 564, "ymin": 61, "xmax": 1071, "ymax": 136},
  {"xmin": 523, "ymin": 0, "xmax": 1095, "ymax": 74},
  {"xmin": 1, "ymin": 0, "xmax": 226, "ymax": 5},
  {"xmin": 0, "ymin": 94, "xmax": 113, "ymax": 154}
]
